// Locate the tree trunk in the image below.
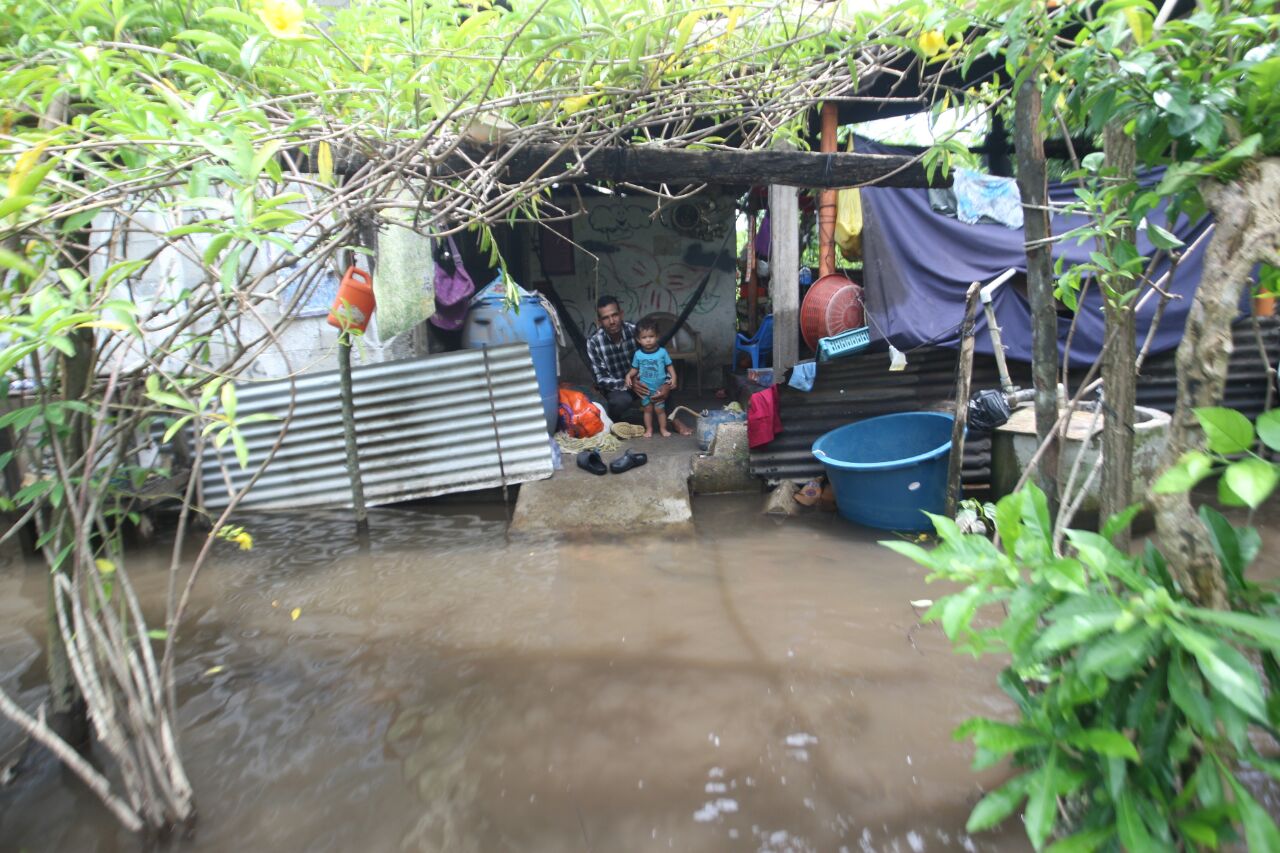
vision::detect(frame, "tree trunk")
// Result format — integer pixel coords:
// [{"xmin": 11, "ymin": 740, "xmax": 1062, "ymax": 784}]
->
[
  {"xmin": 1014, "ymin": 75, "xmax": 1060, "ymax": 512},
  {"xmin": 1099, "ymin": 123, "xmax": 1138, "ymax": 547},
  {"xmin": 1153, "ymin": 158, "xmax": 1280, "ymax": 608}
]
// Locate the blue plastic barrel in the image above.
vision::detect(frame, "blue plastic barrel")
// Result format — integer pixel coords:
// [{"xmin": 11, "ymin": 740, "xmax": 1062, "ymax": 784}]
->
[
  {"xmin": 811, "ymin": 412, "xmax": 957, "ymax": 532},
  {"xmin": 462, "ymin": 283, "xmax": 558, "ymax": 433}
]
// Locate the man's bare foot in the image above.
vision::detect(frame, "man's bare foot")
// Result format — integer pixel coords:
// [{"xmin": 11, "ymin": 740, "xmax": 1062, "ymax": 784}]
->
[
  {"xmin": 672, "ymin": 420, "xmax": 693, "ymax": 436},
  {"xmin": 659, "ymin": 427, "xmax": 671, "ymax": 437}
]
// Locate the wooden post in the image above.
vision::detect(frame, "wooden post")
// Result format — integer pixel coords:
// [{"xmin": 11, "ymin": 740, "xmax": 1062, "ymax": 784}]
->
[
  {"xmin": 337, "ymin": 336, "xmax": 369, "ymax": 539},
  {"xmin": 818, "ymin": 103, "xmax": 838, "ymax": 277},
  {"xmin": 946, "ymin": 284, "xmax": 982, "ymax": 517},
  {"xmin": 769, "ymin": 182, "xmax": 800, "ymax": 372},
  {"xmin": 1014, "ymin": 74, "xmax": 1060, "ymax": 513}
]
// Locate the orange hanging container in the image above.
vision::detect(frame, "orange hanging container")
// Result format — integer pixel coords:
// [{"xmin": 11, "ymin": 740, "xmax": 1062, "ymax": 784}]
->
[{"xmin": 326, "ymin": 266, "xmax": 376, "ymax": 332}]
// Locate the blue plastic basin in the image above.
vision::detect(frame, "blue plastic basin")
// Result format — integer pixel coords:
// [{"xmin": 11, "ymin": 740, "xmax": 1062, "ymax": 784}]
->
[{"xmin": 811, "ymin": 412, "xmax": 957, "ymax": 532}]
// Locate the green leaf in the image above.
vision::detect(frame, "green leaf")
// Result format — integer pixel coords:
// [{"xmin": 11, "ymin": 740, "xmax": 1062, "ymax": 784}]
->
[
  {"xmin": 880, "ymin": 539, "xmax": 936, "ymax": 567},
  {"xmin": 1145, "ymin": 222, "xmax": 1183, "ymax": 250},
  {"xmin": 1175, "ymin": 818, "xmax": 1217, "ymax": 847},
  {"xmin": 1115, "ymin": 791, "xmax": 1155, "ymax": 852},
  {"xmin": 1226, "ymin": 771, "xmax": 1280, "ymax": 852},
  {"xmin": 994, "ymin": 491, "xmax": 1024, "ymax": 556},
  {"xmin": 1045, "ymin": 827, "xmax": 1112, "ymax": 853},
  {"xmin": 1168, "ymin": 651, "xmax": 1216, "ymax": 733},
  {"xmin": 1169, "ymin": 623, "xmax": 1268, "ymax": 723},
  {"xmin": 146, "ymin": 629, "xmax": 168, "ymax": 640},
  {"xmin": 1151, "ymin": 451, "xmax": 1213, "ymax": 494},
  {"xmin": 955, "ymin": 718, "xmax": 1048, "ymax": 755},
  {"xmin": 1187, "ymin": 608, "xmax": 1280, "ymax": 652},
  {"xmin": 1078, "ymin": 626, "xmax": 1155, "ymax": 680},
  {"xmin": 162, "ymin": 415, "xmax": 193, "ymax": 443},
  {"xmin": 220, "ymin": 381, "xmax": 237, "ymax": 421},
  {"xmin": 232, "ymin": 431, "xmax": 250, "ymax": 470},
  {"xmin": 1065, "ymin": 729, "xmax": 1139, "ymax": 762},
  {"xmin": 939, "ymin": 585, "xmax": 984, "ymax": 640},
  {"xmin": 1255, "ymin": 410, "xmax": 1280, "ymax": 451},
  {"xmin": 966, "ymin": 773, "xmax": 1030, "ymax": 833},
  {"xmin": 1199, "ymin": 505, "xmax": 1248, "ymax": 591},
  {"xmin": 1219, "ymin": 474, "xmax": 1250, "ymax": 507},
  {"xmin": 1223, "ymin": 458, "xmax": 1278, "ymax": 509},
  {"xmin": 1025, "ymin": 749, "xmax": 1058, "ymax": 850},
  {"xmin": 1195, "ymin": 407, "xmax": 1254, "ymax": 454},
  {"xmin": 1101, "ymin": 503, "xmax": 1142, "ymax": 542}
]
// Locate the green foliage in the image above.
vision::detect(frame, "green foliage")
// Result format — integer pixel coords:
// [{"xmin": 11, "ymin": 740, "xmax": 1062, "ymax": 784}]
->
[
  {"xmin": 1153, "ymin": 408, "xmax": 1280, "ymax": 509},
  {"xmin": 890, "ymin": 487, "xmax": 1280, "ymax": 849}
]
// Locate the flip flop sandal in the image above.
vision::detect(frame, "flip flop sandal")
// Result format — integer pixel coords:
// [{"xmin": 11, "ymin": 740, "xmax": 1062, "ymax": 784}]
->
[
  {"xmin": 611, "ymin": 422, "xmax": 646, "ymax": 440},
  {"xmin": 609, "ymin": 448, "xmax": 648, "ymax": 474},
  {"xmin": 576, "ymin": 449, "xmax": 608, "ymax": 476}
]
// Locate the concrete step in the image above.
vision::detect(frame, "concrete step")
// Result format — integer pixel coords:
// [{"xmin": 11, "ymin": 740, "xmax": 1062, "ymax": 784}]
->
[{"xmin": 510, "ymin": 436, "xmax": 695, "ymax": 534}]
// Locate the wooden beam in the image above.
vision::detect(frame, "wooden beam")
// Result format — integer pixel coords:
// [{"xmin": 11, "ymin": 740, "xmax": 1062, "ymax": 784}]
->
[{"xmin": 325, "ymin": 144, "xmax": 950, "ymax": 188}]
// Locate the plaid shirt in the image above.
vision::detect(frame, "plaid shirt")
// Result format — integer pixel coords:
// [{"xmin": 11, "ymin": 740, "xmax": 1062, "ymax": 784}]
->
[{"xmin": 587, "ymin": 321, "xmax": 637, "ymax": 392}]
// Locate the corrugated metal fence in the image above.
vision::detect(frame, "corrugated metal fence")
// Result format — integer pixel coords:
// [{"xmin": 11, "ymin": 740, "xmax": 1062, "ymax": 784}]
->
[
  {"xmin": 201, "ymin": 344, "xmax": 553, "ymax": 511},
  {"xmin": 751, "ymin": 318, "xmax": 1280, "ymax": 486}
]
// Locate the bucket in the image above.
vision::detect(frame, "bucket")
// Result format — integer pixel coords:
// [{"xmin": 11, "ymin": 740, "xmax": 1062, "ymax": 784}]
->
[
  {"xmin": 811, "ymin": 412, "xmax": 957, "ymax": 531},
  {"xmin": 326, "ymin": 266, "xmax": 375, "ymax": 332},
  {"xmin": 462, "ymin": 286, "xmax": 558, "ymax": 433},
  {"xmin": 696, "ymin": 408, "xmax": 747, "ymax": 451}
]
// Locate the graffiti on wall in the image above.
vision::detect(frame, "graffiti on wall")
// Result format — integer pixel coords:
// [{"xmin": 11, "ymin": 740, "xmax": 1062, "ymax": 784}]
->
[{"xmin": 528, "ymin": 194, "xmax": 737, "ymax": 379}]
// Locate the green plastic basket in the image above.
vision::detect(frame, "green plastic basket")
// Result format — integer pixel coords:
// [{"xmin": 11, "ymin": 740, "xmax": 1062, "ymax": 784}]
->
[{"xmin": 817, "ymin": 326, "xmax": 870, "ymax": 362}]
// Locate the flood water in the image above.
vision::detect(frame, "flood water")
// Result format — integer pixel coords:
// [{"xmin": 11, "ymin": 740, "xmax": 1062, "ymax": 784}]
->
[{"xmin": 1, "ymin": 496, "xmax": 1032, "ymax": 852}]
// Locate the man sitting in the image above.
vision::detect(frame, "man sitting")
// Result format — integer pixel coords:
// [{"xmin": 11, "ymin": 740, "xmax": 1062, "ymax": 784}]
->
[{"xmin": 586, "ymin": 294, "xmax": 692, "ymax": 434}]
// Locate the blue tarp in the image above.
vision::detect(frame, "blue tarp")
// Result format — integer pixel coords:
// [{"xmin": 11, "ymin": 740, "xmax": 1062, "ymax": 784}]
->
[{"xmin": 858, "ymin": 140, "xmax": 1212, "ymax": 367}]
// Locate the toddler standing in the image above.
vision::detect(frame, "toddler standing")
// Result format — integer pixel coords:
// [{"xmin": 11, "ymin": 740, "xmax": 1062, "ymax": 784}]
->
[{"xmin": 626, "ymin": 318, "xmax": 677, "ymax": 438}]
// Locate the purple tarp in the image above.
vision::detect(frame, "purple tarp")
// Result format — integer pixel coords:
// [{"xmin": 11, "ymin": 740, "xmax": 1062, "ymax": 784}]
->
[{"xmin": 858, "ymin": 140, "xmax": 1212, "ymax": 367}]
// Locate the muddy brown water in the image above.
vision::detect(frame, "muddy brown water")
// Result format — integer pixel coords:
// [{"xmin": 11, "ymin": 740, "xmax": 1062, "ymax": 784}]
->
[{"xmin": 0, "ymin": 496, "xmax": 1043, "ymax": 852}]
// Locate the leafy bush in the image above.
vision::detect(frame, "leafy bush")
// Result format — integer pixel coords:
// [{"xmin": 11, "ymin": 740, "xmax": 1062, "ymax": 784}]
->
[{"xmin": 886, "ymin": 486, "xmax": 1280, "ymax": 850}]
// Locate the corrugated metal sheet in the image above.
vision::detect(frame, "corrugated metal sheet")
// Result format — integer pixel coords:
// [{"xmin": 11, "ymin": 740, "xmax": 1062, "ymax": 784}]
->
[
  {"xmin": 201, "ymin": 344, "xmax": 553, "ymax": 511},
  {"xmin": 751, "ymin": 318, "xmax": 1280, "ymax": 486}
]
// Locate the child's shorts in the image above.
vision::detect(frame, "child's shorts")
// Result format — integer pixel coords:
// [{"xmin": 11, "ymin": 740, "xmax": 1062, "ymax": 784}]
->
[{"xmin": 640, "ymin": 396, "xmax": 665, "ymax": 409}]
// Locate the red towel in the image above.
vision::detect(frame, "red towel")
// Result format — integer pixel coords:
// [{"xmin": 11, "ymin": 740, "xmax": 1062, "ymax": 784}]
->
[{"xmin": 747, "ymin": 385, "xmax": 782, "ymax": 448}]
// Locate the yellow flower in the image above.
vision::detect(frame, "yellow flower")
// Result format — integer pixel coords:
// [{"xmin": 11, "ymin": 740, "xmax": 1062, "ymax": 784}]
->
[
  {"xmin": 560, "ymin": 93, "xmax": 598, "ymax": 115},
  {"xmin": 257, "ymin": 0, "xmax": 306, "ymax": 40},
  {"xmin": 918, "ymin": 30, "xmax": 946, "ymax": 57},
  {"xmin": 232, "ymin": 531, "xmax": 254, "ymax": 550}
]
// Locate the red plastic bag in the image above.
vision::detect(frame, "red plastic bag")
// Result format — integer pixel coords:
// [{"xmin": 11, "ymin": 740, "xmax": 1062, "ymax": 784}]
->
[{"xmin": 557, "ymin": 387, "xmax": 604, "ymax": 438}]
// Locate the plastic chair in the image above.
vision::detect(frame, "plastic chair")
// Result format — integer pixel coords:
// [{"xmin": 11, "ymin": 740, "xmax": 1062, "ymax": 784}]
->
[
  {"xmin": 643, "ymin": 312, "xmax": 704, "ymax": 395},
  {"xmin": 734, "ymin": 314, "xmax": 773, "ymax": 370}
]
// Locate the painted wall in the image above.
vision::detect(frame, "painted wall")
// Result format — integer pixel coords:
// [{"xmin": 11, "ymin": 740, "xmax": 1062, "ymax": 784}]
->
[{"xmin": 523, "ymin": 192, "xmax": 738, "ymax": 387}]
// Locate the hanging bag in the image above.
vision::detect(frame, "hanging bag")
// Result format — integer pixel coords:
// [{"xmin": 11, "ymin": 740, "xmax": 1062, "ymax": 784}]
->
[{"xmin": 429, "ymin": 235, "xmax": 475, "ymax": 330}]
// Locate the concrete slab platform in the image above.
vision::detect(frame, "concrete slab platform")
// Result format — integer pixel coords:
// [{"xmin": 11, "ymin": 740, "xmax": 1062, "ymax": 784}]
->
[{"xmin": 510, "ymin": 433, "xmax": 698, "ymax": 534}]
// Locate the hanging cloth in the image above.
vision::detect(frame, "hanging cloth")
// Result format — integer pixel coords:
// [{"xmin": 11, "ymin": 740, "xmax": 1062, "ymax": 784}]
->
[{"xmin": 747, "ymin": 386, "xmax": 783, "ymax": 448}]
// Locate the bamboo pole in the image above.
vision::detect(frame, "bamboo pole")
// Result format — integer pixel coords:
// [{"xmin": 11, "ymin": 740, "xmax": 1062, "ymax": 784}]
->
[{"xmin": 946, "ymin": 284, "xmax": 982, "ymax": 517}]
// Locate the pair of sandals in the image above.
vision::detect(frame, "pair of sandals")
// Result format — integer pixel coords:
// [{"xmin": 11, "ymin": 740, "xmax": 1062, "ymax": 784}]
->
[{"xmin": 577, "ymin": 448, "xmax": 647, "ymax": 475}]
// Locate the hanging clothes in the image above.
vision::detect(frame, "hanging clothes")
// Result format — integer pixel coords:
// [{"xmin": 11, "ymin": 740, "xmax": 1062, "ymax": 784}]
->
[{"xmin": 747, "ymin": 385, "xmax": 783, "ymax": 448}]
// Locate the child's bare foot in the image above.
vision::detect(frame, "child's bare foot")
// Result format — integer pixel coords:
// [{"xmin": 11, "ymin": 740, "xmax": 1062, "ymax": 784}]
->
[
  {"xmin": 659, "ymin": 427, "xmax": 671, "ymax": 437},
  {"xmin": 643, "ymin": 429, "xmax": 653, "ymax": 438}
]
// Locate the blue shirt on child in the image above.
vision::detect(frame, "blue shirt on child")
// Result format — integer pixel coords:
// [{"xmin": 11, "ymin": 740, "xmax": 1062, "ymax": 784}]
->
[{"xmin": 631, "ymin": 347, "xmax": 673, "ymax": 405}]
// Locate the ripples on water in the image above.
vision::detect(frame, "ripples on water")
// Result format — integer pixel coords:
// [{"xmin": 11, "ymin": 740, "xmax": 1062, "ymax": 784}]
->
[{"xmin": 0, "ymin": 497, "xmax": 1034, "ymax": 852}]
